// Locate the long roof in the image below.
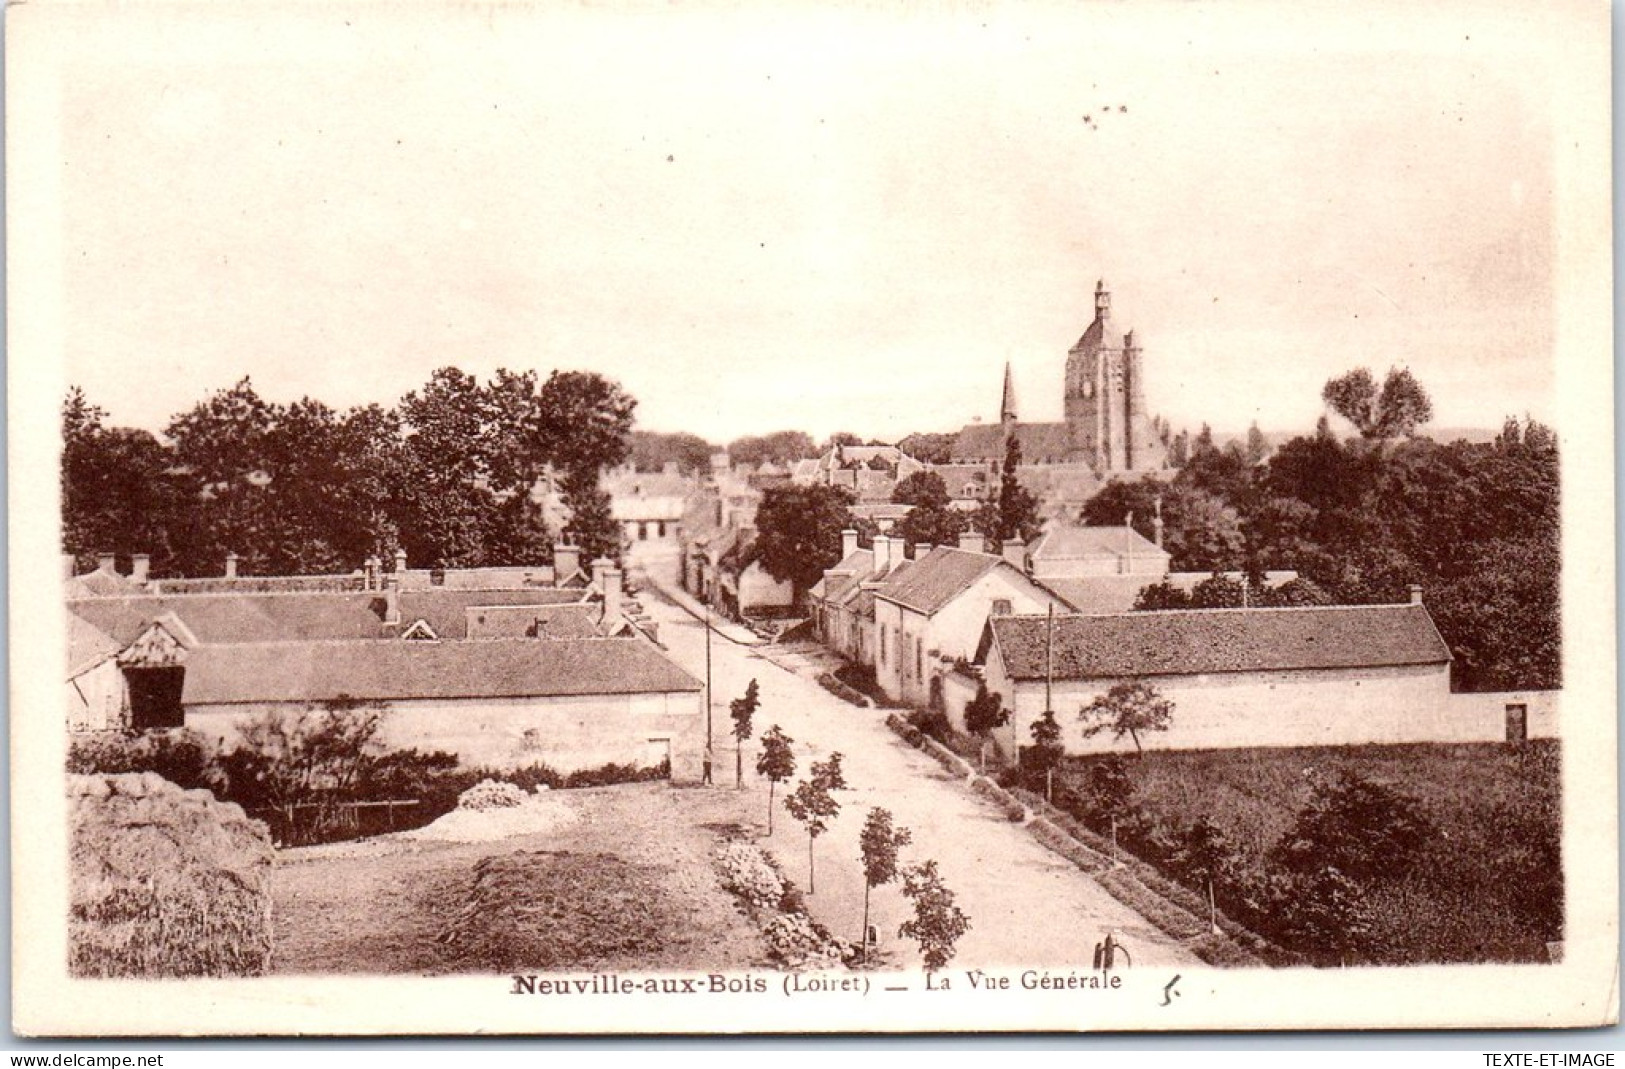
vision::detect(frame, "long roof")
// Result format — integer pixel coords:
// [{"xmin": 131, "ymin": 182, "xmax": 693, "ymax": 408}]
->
[
  {"xmin": 182, "ymin": 637, "xmax": 701, "ymax": 706},
  {"xmin": 66, "ymin": 586, "xmax": 587, "ymax": 648},
  {"xmin": 1028, "ymin": 525, "xmax": 1165, "ymax": 560},
  {"xmin": 875, "ymin": 547, "xmax": 1010, "ymax": 615},
  {"xmin": 986, "ymin": 605, "xmax": 1451, "ymax": 682},
  {"xmin": 951, "ymin": 422, "xmax": 1076, "ymax": 463}
]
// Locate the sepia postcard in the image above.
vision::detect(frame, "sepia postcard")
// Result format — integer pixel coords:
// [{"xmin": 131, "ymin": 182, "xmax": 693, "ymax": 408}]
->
[{"xmin": 8, "ymin": 0, "xmax": 1616, "ymax": 1037}]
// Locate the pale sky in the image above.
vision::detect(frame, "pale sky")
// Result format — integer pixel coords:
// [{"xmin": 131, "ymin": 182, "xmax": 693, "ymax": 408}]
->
[{"xmin": 54, "ymin": 2, "xmax": 1568, "ymax": 445}]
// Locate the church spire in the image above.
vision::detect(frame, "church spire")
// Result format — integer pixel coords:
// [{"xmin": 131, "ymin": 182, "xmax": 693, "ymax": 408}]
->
[{"xmin": 1001, "ymin": 361, "xmax": 1019, "ymax": 423}]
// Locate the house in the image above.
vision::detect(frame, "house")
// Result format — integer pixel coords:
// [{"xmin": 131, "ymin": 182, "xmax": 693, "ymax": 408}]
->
[
  {"xmin": 605, "ymin": 465, "xmax": 692, "ymax": 551},
  {"xmin": 1018, "ymin": 524, "xmax": 1171, "ymax": 613},
  {"xmin": 65, "ymin": 548, "xmax": 706, "ymax": 782},
  {"xmin": 973, "ymin": 592, "xmax": 1462, "ymax": 757},
  {"xmin": 807, "ymin": 530, "xmax": 917, "ymax": 668},
  {"xmin": 716, "ymin": 532, "xmax": 795, "ymax": 619},
  {"xmin": 869, "ymin": 532, "xmax": 1074, "ymax": 708}
]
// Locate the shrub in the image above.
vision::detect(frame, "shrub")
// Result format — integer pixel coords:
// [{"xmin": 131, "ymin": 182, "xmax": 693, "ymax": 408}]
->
[
  {"xmin": 968, "ymin": 777, "xmax": 1026, "ymax": 822},
  {"xmin": 920, "ymin": 737, "xmax": 974, "ymax": 779},
  {"xmin": 906, "ymin": 707, "xmax": 953, "ymax": 743},
  {"xmin": 817, "ymin": 673, "xmax": 870, "ymax": 707},
  {"xmin": 67, "ymin": 730, "xmax": 223, "ymax": 794}
]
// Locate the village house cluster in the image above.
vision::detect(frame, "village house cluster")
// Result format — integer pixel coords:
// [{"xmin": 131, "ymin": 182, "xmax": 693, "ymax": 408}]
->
[{"xmin": 66, "ymin": 545, "xmax": 708, "ymax": 782}]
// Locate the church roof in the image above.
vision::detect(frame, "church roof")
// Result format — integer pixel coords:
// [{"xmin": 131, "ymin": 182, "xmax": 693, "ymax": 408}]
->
[
  {"xmin": 986, "ymin": 604, "xmax": 1451, "ymax": 682},
  {"xmin": 951, "ymin": 422, "xmax": 1074, "ymax": 464}
]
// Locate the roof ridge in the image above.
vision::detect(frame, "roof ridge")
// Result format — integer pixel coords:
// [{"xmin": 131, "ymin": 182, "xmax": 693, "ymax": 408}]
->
[{"xmin": 998, "ymin": 601, "xmax": 1423, "ymax": 621}]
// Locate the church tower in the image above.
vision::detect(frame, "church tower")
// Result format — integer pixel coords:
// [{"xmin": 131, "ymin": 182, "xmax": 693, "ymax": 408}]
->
[{"xmin": 1063, "ymin": 280, "xmax": 1165, "ymax": 473}]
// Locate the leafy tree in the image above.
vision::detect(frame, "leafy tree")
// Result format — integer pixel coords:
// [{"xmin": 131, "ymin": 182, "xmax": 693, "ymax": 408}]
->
[
  {"xmin": 894, "ymin": 503, "xmax": 968, "ymax": 555},
  {"xmin": 728, "ymin": 430, "xmax": 818, "ymax": 469},
  {"xmin": 1322, "ymin": 366, "xmax": 1434, "ymax": 440},
  {"xmin": 1133, "ymin": 581, "xmax": 1191, "ymax": 611},
  {"xmin": 534, "ymin": 370, "xmax": 637, "ymax": 476},
  {"xmin": 62, "ymin": 389, "xmax": 184, "ymax": 575},
  {"xmin": 628, "ymin": 430, "xmax": 714, "ymax": 475},
  {"xmin": 891, "ymin": 470, "xmax": 951, "ymax": 509},
  {"xmin": 560, "ymin": 468, "xmax": 623, "ymax": 566},
  {"xmin": 1244, "ymin": 421, "xmax": 1270, "ymax": 465},
  {"xmin": 1076, "ymin": 755, "xmax": 1137, "ymax": 825},
  {"xmin": 784, "ymin": 752, "xmax": 846, "ymax": 893},
  {"xmin": 1189, "ymin": 573, "xmax": 1247, "ymax": 608},
  {"xmin": 825, "ymin": 431, "xmax": 863, "ymax": 450},
  {"xmin": 1027, "ymin": 710, "xmax": 1065, "ymax": 802},
  {"xmin": 217, "ymin": 698, "xmax": 385, "ymax": 843},
  {"xmin": 897, "ymin": 860, "xmax": 970, "ymax": 971},
  {"xmin": 988, "ymin": 436, "xmax": 1042, "ymax": 547},
  {"xmin": 858, "ymin": 807, "xmax": 912, "ymax": 963},
  {"xmin": 962, "ymin": 683, "xmax": 1009, "ymax": 772},
  {"xmin": 1078, "ymin": 681, "xmax": 1174, "ymax": 757},
  {"xmin": 1270, "ymin": 770, "xmax": 1434, "ymax": 886},
  {"xmin": 1264, "ymin": 865, "xmax": 1373, "ymax": 967},
  {"xmin": 754, "ymin": 484, "xmax": 860, "ymax": 599},
  {"xmin": 1256, "ymin": 577, "xmax": 1334, "ymax": 607},
  {"xmin": 729, "ymin": 679, "xmax": 761, "ymax": 790},
  {"xmin": 1169, "ymin": 817, "xmax": 1239, "ymax": 933},
  {"xmin": 755, "ymin": 725, "xmax": 796, "ymax": 835},
  {"xmin": 896, "ymin": 431, "xmax": 955, "ymax": 464}
]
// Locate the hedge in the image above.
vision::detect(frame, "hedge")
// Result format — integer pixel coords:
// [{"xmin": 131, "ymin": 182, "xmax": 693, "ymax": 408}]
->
[
  {"xmin": 968, "ymin": 777, "xmax": 1027, "ymax": 823},
  {"xmin": 817, "ymin": 673, "xmax": 872, "ymax": 707}
]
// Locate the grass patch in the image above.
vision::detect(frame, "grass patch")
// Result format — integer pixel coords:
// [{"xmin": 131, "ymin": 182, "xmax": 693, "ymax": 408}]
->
[{"xmin": 1053, "ymin": 740, "xmax": 1562, "ymax": 965}]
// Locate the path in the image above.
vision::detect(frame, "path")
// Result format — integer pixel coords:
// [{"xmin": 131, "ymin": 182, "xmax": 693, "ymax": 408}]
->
[{"xmin": 637, "ymin": 577, "xmax": 1197, "ymax": 972}]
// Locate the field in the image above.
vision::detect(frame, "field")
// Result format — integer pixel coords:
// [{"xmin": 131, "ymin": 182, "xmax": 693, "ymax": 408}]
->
[
  {"xmin": 1055, "ymin": 741, "xmax": 1562, "ymax": 965},
  {"xmin": 270, "ymin": 783, "xmax": 769, "ymax": 974}
]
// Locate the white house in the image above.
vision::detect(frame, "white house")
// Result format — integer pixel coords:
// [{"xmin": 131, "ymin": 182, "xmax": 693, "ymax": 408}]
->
[{"xmin": 974, "ymin": 597, "xmax": 1468, "ymax": 757}]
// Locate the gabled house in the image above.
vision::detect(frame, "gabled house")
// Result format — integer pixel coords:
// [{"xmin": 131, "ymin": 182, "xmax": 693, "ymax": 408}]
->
[
  {"xmin": 975, "ymin": 593, "xmax": 1457, "ymax": 757},
  {"xmin": 870, "ymin": 533, "xmax": 1074, "ymax": 707},
  {"xmin": 1019, "ymin": 524, "xmax": 1172, "ymax": 614}
]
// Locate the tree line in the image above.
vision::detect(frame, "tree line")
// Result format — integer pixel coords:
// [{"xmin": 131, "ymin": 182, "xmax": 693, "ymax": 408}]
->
[{"xmin": 62, "ymin": 368, "xmax": 637, "ymax": 578}]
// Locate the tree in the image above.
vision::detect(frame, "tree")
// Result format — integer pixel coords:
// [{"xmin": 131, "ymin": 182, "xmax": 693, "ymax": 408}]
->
[
  {"xmin": 755, "ymin": 725, "xmax": 796, "ymax": 835},
  {"xmin": 754, "ymin": 484, "xmax": 860, "ymax": 600},
  {"xmin": 858, "ymin": 807, "xmax": 912, "ymax": 964},
  {"xmin": 1244, "ymin": 421, "xmax": 1270, "ymax": 465},
  {"xmin": 894, "ymin": 503, "xmax": 968, "ymax": 555},
  {"xmin": 1271, "ymin": 770, "xmax": 1434, "ymax": 886},
  {"xmin": 1264, "ymin": 865, "xmax": 1373, "ymax": 967},
  {"xmin": 1168, "ymin": 817, "xmax": 1239, "ymax": 933},
  {"xmin": 628, "ymin": 430, "xmax": 714, "ymax": 475},
  {"xmin": 534, "ymin": 370, "xmax": 637, "ymax": 475},
  {"xmin": 825, "ymin": 431, "xmax": 863, "ymax": 450},
  {"xmin": 1189, "ymin": 573, "xmax": 1247, "ymax": 608},
  {"xmin": 1133, "ymin": 581, "xmax": 1191, "ymax": 611},
  {"xmin": 217, "ymin": 698, "xmax": 385, "ymax": 844},
  {"xmin": 897, "ymin": 860, "xmax": 970, "ymax": 971},
  {"xmin": 962, "ymin": 683, "xmax": 1009, "ymax": 772},
  {"xmin": 1027, "ymin": 710, "xmax": 1065, "ymax": 803},
  {"xmin": 560, "ymin": 468, "xmax": 623, "ymax": 566},
  {"xmin": 62, "ymin": 389, "xmax": 185, "ymax": 575},
  {"xmin": 896, "ymin": 431, "xmax": 955, "ymax": 464},
  {"xmin": 891, "ymin": 470, "xmax": 951, "ymax": 509},
  {"xmin": 728, "ymin": 430, "xmax": 818, "ymax": 469},
  {"xmin": 1322, "ymin": 366, "xmax": 1434, "ymax": 440},
  {"xmin": 729, "ymin": 679, "xmax": 761, "ymax": 790},
  {"xmin": 784, "ymin": 752, "xmax": 846, "ymax": 894},
  {"xmin": 1078, "ymin": 681, "xmax": 1174, "ymax": 757},
  {"xmin": 988, "ymin": 436, "xmax": 1041, "ymax": 547}
]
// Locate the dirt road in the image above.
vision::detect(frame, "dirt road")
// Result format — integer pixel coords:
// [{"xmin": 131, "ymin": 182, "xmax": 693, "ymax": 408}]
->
[{"xmin": 641, "ymin": 584, "xmax": 1198, "ymax": 972}]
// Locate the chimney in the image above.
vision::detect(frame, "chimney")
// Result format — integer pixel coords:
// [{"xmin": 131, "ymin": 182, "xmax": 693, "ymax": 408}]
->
[
  {"xmin": 873, "ymin": 535, "xmax": 893, "ymax": 575},
  {"xmin": 131, "ymin": 553, "xmax": 150, "ymax": 584},
  {"xmin": 1003, "ymin": 536, "xmax": 1026, "ymax": 571},
  {"xmin": 1409, "ymin": 584, "xmax": 1424, "ymax": 606},
  {"xmin": 364, "ymin": 556, "xmax": 380, "ymax": 591},
  {"xmin": 97, "ymin": 552, "xmax": 117, "ymax": 576},
  {"xmin": 383, "ymin": 569, "xmax": 401, "ymax": 626},
  {"xmin": 601, "ymin": 564, "xmax": 624, "ymax": 625},
  {"xmin": 62, "ymin": 554, "xmax": 76, "ymax": 581},
  {"xmin": 591, "ymin": 557, "xmax": 614, "ymax": 597},
  {"xmin": 224, "ymin": 552, "xmax": 238, "ymax": 579},
  {"xmin": 841, "ymin": 528, "xmax": 859, "ymax": 560},
  {"xmin": 554, "ymin": 543, "xmax": 582, "ymax": 581},
  {"xmin": 917, "ymin": 543, "xmax": 934, "ymax": 559},
  {"xmin": 394, "ymin": 548, "xmax": 408, "ymax": 575},
  {"xmin": 958, "ymin": 531, "xmax": 983, "ymax": 553}
]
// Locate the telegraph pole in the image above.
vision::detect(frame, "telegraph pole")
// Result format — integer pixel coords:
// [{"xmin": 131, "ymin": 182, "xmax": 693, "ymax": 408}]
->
[{"xmin": 703, "ymin": 598, "xmax": 714, "ymax": 785}]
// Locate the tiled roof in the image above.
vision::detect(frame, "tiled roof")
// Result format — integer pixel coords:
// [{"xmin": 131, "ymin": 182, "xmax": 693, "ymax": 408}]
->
[
  {"xmin": 182, "ymin": 637, "xmax": 701, "ymax": 706},
  {"xmin": 875, "ymin": 547, "xmax": 1005, "ymax": 615},
  {"xmin": 397, "ymin": 588, "xmax": 587, "ymax": 639},
  {"xmin": 67, "ymin": 612, "xmax": 124, "ymax": 678},
  {"xmin": 463, "ymin": 603, "xmax": 602, "ymax": 640},
  {"xmin": 65, "ymin": 570, "xmax": 145, "ymax": 598},
  {"xmin": 1034, "ymin": 577, "xmax": 1149, "ymax": 615},
  {"xmin": 987, "ymin": 605, "xmax": 1451, "ymax": 682},
  {"xmin": 151, "ymin": 575, "xmax": 364, "ymax": 595},
  {"xmin": 950, "ymin": 422, "xmax": 1076, "ymax": 463},
  {"xmin": 1028, "ymin": 526, "xmax": 1165, "ymax": 560}
]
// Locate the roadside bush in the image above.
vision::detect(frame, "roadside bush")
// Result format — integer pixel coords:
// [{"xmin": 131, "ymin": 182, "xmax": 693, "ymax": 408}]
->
[
  {"xmin": 906, "ymin": 707, "xmax": 953, "ymax": 744},
  {"xmin": 885, "ymin": 713, "xmax": 924, "ymax": 748},
  {"xmin": 817, "ymin": 672, "xmax": 870, "ymax": 707},
  {"xmin": 920, "ymin": 737, "xmax": 974, "ymax": 780},
  {"xmin": 67, "ymin": 729, "xmax": 223, "ymax": 794}
]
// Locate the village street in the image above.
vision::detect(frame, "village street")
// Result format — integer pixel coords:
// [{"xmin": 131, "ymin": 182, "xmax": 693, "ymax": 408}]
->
[{"xmin": 636, "ymin": 570, "xmax": 1199, "ymax": 973}]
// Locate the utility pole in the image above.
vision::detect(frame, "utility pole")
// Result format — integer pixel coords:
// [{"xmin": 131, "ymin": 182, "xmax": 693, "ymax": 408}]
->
[{"xmin": 704, "ymin": 598, "xmax": 714, "ymax": 785}]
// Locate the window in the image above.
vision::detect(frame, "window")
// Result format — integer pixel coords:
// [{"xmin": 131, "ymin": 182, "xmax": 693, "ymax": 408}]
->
[
  {"xmin": 991, "ymin": 598, "xmax": 1012, "ymax": 616},
  {"xmin": 915, "ymin": 638, "xmax": 923, "ymax": 679},
  {"xmin": 880, "ymin": 627, "xmax": 887, "ymax": 665},
  {"xmin": 1506, "ymin": 703, "xmax": 1528, "ymax": 743}
]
